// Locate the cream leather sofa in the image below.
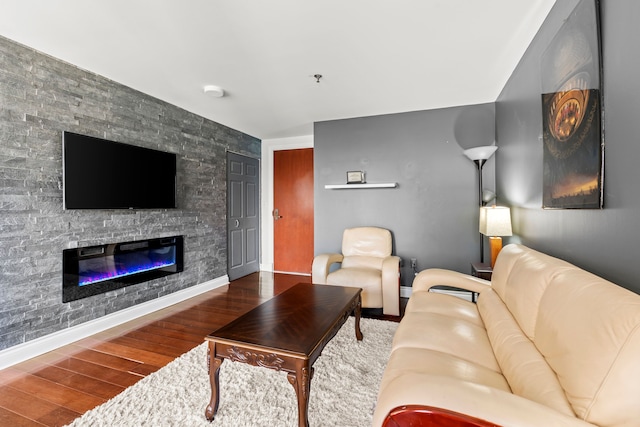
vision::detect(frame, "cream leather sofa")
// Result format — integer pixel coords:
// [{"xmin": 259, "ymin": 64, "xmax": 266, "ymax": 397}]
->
[
  {"xmin": 373, "ymin": 244, "xmax": 640, "ymax": 427},
  {"xmin": 312, "ymin": 227, "xmax": 400, "ymax": 316}
]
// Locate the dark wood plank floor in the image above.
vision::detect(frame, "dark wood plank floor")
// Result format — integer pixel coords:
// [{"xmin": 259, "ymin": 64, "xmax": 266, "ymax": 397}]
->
[{"xmin": 0, "ymin": 273, "xmax": 405, "ymax": 426}]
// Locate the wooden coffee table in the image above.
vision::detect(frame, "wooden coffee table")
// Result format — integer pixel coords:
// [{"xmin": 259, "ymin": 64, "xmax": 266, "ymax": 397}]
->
[{"xmin": 204, "ymin": 283, "xmax": 363, "ymax": 427}]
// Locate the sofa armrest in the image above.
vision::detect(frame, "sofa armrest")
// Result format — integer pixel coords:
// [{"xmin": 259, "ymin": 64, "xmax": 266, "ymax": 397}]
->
[
  {"xmin": 311, "ymin": 253, "xmax": 343, "ymax": 284},
  {"xmin": 383, "ymin": 405, "xmax": 500, "ymax": 427},
  {"xmin": 412, "ymin": 268, "xmax": 491, "ymax": 294},
  {"xmin": 381, "ymin": 255, "xmax": 401, "ymax": 316}
]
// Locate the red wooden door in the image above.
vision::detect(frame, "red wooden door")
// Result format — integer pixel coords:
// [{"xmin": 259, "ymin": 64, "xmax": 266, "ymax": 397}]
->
[{"xmin": 273, "ymin": 148, "xmax": 314, "ymax": 274}]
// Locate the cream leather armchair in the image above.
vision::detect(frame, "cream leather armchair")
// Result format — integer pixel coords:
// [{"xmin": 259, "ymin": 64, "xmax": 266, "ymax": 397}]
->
[{"xmin": 312, "ymin": 227, "xmax": 400, "ymax": 316}]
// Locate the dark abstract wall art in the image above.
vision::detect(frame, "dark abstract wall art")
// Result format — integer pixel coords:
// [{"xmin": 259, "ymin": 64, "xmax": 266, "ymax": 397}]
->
[{"xmin": 541, "ymin": 0, "xmax": 604, "ymax": 209}]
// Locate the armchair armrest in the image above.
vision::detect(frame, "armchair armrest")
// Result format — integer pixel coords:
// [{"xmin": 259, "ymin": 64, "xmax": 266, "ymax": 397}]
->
[
  {"xmin": 412, "ymin": 268, "xmax": 491, "ymax": 295},
  {"xmin": 381, "ymin": 255, "xmax": 401, "ymax": 316},
  {"xmin": 311, "ymin": 253, "xmax": 343, "ymax": 284}
]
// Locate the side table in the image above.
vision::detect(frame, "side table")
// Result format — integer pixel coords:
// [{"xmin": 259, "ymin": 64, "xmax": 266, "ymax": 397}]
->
[
  {"xmin": 470, "ymin": 263, "xmax": 492, "ymax": 302},
  {"xmin": 471, "ymin": 262, "xmax": 493, "ymax": 281}
]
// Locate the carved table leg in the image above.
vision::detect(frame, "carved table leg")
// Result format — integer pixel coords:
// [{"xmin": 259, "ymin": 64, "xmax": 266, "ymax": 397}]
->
[
  {"xmin": 354, "ymin": 295, "xmax": 364, "ymax": 341},
  {"xmin": 287, "ymin": 364, "xmax": 314, "ymax": 427},
  {"xmin": 205, "ymin": 342, "xmax": 224, "ymax": 421}
]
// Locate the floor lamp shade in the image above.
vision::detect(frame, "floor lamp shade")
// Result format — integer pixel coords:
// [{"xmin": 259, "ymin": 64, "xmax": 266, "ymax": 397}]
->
[
  {"xmin": 479, "ymin": 206, "xmax": 512, "ymax": 267},
  {"xmin": 463, "ymin": 146, "xmax": 498, "ymax": 162}
]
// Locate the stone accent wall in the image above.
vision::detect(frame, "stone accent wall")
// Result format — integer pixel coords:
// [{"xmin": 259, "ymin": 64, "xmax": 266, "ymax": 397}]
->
[{"xmin": 0, "ymin": 36, "xmax": 260, "ymax": 351}]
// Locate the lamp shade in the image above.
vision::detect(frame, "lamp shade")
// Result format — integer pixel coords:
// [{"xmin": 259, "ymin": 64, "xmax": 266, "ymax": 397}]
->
[
  {"xmin": 463, "ymin": 145, "xmax": 497, "ymax": 161},
  {"xmin": 479, "ymin": 206, "xmax": 512, "ymax": 237}
]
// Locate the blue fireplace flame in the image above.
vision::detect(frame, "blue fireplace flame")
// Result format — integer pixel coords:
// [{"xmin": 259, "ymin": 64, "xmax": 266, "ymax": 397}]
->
[
  {"xmin": 78, "ymin": 259, "xmax": 176, "ymax": 286},
  {"xmin": 77, "ymin": 246, "xmax": 176, "ymax": 287}
]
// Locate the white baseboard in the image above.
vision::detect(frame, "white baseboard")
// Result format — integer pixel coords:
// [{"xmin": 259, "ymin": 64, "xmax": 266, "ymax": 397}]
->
[
  {"xmin": 273, "ymin": 271, "xmax": 311, "ymax": 276},
  {"xmin": 0, "ymin": 275, "xmax": 229, "ymax": 370}
]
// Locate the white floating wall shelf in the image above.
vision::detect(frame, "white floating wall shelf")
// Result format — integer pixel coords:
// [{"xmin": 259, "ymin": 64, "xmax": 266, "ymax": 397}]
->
[{"xmin": 324, "ymin": 183, "xmax": 398, "ymax": 190}]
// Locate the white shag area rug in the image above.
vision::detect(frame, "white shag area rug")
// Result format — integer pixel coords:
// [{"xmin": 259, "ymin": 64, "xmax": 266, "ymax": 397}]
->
[{"xmin": 66, "ymin": 317, "xmax": 397, "ymax": 427}]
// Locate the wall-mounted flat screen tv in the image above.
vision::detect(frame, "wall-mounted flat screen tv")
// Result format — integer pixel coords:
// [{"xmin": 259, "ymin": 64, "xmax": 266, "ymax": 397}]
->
[{"xmin": 63, "ymin": 131, "xmax": 177, "ymax": 209}]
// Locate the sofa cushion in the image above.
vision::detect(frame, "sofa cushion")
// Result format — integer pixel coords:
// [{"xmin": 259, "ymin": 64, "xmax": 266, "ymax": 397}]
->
[
  {"xmin": 491, "ymin": 244, "xmax": 571, "ymax": 340},
  {"xmin": 406, "ymin": 291, "xmax": 484, "ymax": 327},
  {"xmin": 373, "ymin": 373, "xmax": 596, "ymax": 427},
  {"xmin": 326, "ymin": 266, "xmax": 383, "ymax": 307},
  {"xmin": 478, "ymin": 288, "xmax": 575, "ymax": 416},
  {"xmin": 379, "ymin": 347, "xmax": 511, "ymax": 395},
  {"xmin": 535, "ymin": 267, "xmax": 640, "ymax": 427},
  {"xmin": 392, "ymin": 309, "xmax": 500, "ymax": 372},
  {"xmin": 342, "ymin": 226, "xmax": 392, "ymax": 257},
  {"xmin": 340, "ymin": 255, "xmax": 384, "ymax": 270}
]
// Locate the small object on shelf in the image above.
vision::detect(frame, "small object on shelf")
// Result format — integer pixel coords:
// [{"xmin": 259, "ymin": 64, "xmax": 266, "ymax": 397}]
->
[{"xmin": 346, "ymin": 171, "xmax": 366, "ymax": 184}]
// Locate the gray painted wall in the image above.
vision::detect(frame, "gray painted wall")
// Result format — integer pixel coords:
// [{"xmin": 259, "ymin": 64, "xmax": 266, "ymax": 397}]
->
[
  {"xmin": 0, "ymin": 36, "xmax": 260, "ymax": 351},
  {"xmin": 496, "ymin": 0, "xmax": 640, "ymax": 294},
  {"xmin": 314, "ymin": 105, "xmax": 496, "ymax": 286}
]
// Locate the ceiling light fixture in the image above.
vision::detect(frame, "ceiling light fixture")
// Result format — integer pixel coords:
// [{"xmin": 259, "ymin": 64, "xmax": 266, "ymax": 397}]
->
[
  {"xmin": 203, "ymin": 85, "xmax": 225, "ymax": 98},
  {"xmin": 313, "ymin": 74, "xmax": 322, "ymax": 83}
]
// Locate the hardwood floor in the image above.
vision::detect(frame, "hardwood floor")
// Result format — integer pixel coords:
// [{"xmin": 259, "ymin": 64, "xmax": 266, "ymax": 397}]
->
[{"xmin": 0, "ymin": 273, "xmax": 405, "ymax": 426}]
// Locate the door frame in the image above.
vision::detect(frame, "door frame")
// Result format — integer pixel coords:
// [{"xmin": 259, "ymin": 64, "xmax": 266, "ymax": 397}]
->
[{"xmin": 260, "ymin": 135, "xmax": 314, "ymax": 272}]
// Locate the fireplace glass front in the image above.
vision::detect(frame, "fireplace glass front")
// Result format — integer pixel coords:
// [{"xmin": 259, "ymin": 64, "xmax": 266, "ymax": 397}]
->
[{"xmin": 63, "ymin": 236, "xmax": 184, "ymax": 302}]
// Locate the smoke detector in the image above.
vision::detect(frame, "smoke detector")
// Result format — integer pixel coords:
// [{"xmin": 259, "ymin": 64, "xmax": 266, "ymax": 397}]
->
[{"xmin": 203, "ymin": 85, "xmax": 225, "ymax": 98}]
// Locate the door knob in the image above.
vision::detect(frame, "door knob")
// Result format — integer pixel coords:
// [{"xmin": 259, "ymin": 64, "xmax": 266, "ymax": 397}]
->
[
  {"xmin": 273, "ymin": 209, "xmax": 283, "ymax": 220},
  {"xmin": 234, "ymin": 219, "xmax": 240, "ymax": 227}
]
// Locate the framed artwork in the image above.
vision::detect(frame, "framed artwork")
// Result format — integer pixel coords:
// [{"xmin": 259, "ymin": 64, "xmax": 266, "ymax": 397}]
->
[{"xmin": 541, "ymin": 0, "xmax": 604, "ymax": 209}]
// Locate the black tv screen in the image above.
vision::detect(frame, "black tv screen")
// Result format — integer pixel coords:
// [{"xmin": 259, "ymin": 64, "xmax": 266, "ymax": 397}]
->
[{"xmin": 63, "ymin": 131, "xmax": 177, "ymax": 209}]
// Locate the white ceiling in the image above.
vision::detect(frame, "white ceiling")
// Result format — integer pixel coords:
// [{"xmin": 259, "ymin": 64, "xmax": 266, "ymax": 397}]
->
[{"xmin": 0, "ymin": 0, "xmax": 556, "ymax": 140}]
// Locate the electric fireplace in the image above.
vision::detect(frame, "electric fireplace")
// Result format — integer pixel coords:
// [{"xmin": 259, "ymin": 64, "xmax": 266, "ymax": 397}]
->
[{"xmin": 63, "ymin": 236, "xmax": 184, "ymax": 302}]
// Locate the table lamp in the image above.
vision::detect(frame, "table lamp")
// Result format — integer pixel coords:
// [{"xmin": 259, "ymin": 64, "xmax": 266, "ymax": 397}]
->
[{"xmin": 479, "ymin": 206, "xmax": 512, "ymax": 268}]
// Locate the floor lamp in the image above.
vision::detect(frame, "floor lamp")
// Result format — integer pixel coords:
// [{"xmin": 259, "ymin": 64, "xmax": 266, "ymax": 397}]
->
[{"xmin": 463, "ymin": 145, "xmax": 498, "ymax": 263}]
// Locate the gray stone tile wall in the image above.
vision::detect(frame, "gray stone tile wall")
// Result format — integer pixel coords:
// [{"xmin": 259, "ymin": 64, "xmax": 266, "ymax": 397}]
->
[{"xmin": 0, "ymin": 36, "xmax": 260, "ymax": 351}]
